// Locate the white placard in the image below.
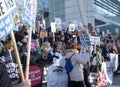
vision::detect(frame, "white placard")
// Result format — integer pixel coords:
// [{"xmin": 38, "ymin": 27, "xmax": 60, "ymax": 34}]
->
[
  {"xmin": 90, "ymin": 36, "xmax": 100, "ymax": 45},
  {"xmin": 55, "ymin": 18, "xmax": 62, "ymax": 31},
  {"xmin": 69, "ymin": 23, "xmax": 75, "ymax": 31},
  {"xmin": 115, "ymin": 28, "xmax": 119, "ymax": 34},
  {"xmin": 110, "ymin": 53, "xmax": 118, "ymax": 72},
  {"xmin": 51, "ymin": 22, "xmax": 56, "ymax": 33},
  {"xmin": 55, "ymin": 18, "xmax": 61, "ymax": 25}
]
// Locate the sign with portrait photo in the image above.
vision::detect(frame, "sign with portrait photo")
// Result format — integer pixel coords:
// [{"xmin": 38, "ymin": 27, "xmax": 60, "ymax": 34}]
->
[{"xmin": 79, "ymin": 29, "xmax": 90, "ymax": 46}]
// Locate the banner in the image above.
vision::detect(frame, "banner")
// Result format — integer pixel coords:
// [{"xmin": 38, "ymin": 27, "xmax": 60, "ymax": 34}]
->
[
  {"xmin": 23, "ymin": 0, "xmax": 37, "ymax": 26},
  {"xmin": 0, "ymin": 0, "xmax": 16, "ymax": 40},
  {"xmin": 0, "ymin": 50, "xmax": 19, "ymax": 87},
  {"xmin": 79, "ymin": 29, "xmax": 90, "ymax": 46}
]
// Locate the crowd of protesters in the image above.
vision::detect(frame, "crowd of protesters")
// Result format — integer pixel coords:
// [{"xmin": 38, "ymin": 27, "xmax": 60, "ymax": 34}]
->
[{"xmin": 0, "ymin": 24, "xmax": 120, "ymax": 87}]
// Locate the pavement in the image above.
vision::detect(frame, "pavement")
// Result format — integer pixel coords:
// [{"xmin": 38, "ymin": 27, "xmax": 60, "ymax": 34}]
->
[{"xmin": 111, "ymin": 74, "xmax": 120, "ymax": 87}]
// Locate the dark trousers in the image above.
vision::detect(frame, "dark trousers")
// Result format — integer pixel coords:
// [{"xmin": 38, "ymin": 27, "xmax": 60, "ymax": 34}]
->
[
  {"xmin": 69, "ymin": 81, "xmax": 85, "ymax": 87},
  {"xmin": 83, "ymin": 68, "xmax": 91, "ymax": 87},
  {"xmin": 117, "ymin": 54, "xmax": 120, "ymax": 71}
]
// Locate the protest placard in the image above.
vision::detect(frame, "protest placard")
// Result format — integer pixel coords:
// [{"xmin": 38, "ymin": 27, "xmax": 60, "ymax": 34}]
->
[
  {"xmin": 0, "ymin": 0, "xmax": 25, "ymax": 82},
  {"xmin": 55, "ymin": 18, "xmax": 61, "ymax": 26},
  {"xmin": 69, "ymin": 23, "xmax": 75, "ymax": 31},
  {"xmin": 55, "ymin": 18, "xmax": 62, "ymax": 31},
  {"xmin": 40, "ymin": 19, "xmax": 46, "ymax": 29},
  {"xmin": 51, "ymin": 22, "xmax": 56, "ymax": 33},
  {"xmin": 90, "ymin": 36, "xmax": 100, "ymax": 45},
  {"xmin": 23, "ymin": 0, "xmax": 37, "ymax": 26},
  {"xmin": 110, "ymin": 53, "xmax": 118, "ymax": 72},
  {"xmin": 79, "ymin": 29, "xmax": 90, "ymax": 46},
  {"xmin": 0, "ymin": 0, "xmax": 16, "ymax": 40}
]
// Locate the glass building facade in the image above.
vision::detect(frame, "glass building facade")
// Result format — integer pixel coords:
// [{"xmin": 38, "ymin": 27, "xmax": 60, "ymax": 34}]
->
[
  {"xmin": 15, "ymin": 0, "xmax": 120, "ymax": 33},
  {"xmin": 37, "ymin": 0, "xmax": 65, "ymax": 28}
]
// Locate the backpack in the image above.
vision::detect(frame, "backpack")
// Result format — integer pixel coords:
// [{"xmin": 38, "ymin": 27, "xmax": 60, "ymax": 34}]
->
[{"xmin": 65, "ymin": 53, "xmax": 76, "ymax": 72}]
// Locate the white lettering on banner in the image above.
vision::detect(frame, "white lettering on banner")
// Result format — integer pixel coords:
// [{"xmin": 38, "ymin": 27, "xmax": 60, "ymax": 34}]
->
[
  {"xmin": 0, "ymin": 56, "xmax": 5, "ymax": 61},
  {"xmin": 6, "ymin": 62, "xmax": 13, "ymax": 68},
  {"xmin": 5, "ymin": 23, "xmax": 13, "ymax": 33},
  {"xmin": 9, "ymin": 73, "xmax": 16, "ymax": 78},
  {"xmin": 31, "ymin": 74, "xmax": 35, "ymax": 78},
  {"xmin": 0, "ymin": 21, "xmax": 5, "ymax": 29},
  {"xmin": 4, "ymin": 0, "xmax": 14, "ymax": 10},
  {"xmin": 29, "ymin": 69, "xmax": 40, "ymax": 75},
  {"xmin": 24, "ymin": 10, "xmax": 29, "ymax": 17},
  {"xmin": 0, "ymin": 30, "xmax": 5, "ymax": 37},
  {"xmin": 0, "ymin": 1, "xmax": 6, "ymax": 16},
  {"xmin": 7, "ymin": 68, "xmax": 15, "ymax": 73},
  {"xmin": 5, "ymin": 16, "xmax": 10, "ymax": 24},
  {"xmin": 30, "ymin": 76, "xmax": 41, "ymax": 81},
  {"xmin": 6, "ymin": 62, "xmax": 18, "ymax": 79},
  {"xmin": 24, "ymin": 0, "xmax": 33, "ymax": 13},
  {"xmin": 0, "ymin": 0, "xmax": 15, "ymax": 17}
]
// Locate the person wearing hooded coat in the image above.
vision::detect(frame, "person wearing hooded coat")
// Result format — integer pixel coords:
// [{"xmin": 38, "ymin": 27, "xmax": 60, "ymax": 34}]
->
[{"xmin": 65, "ymin": 43, "xmax": 89, "ymax": 87}]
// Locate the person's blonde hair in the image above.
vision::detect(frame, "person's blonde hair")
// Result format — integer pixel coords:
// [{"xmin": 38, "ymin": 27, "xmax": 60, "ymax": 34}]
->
[{"xmin": 69, "ymin": 43, "xmax": 78, "ymax": 49}]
